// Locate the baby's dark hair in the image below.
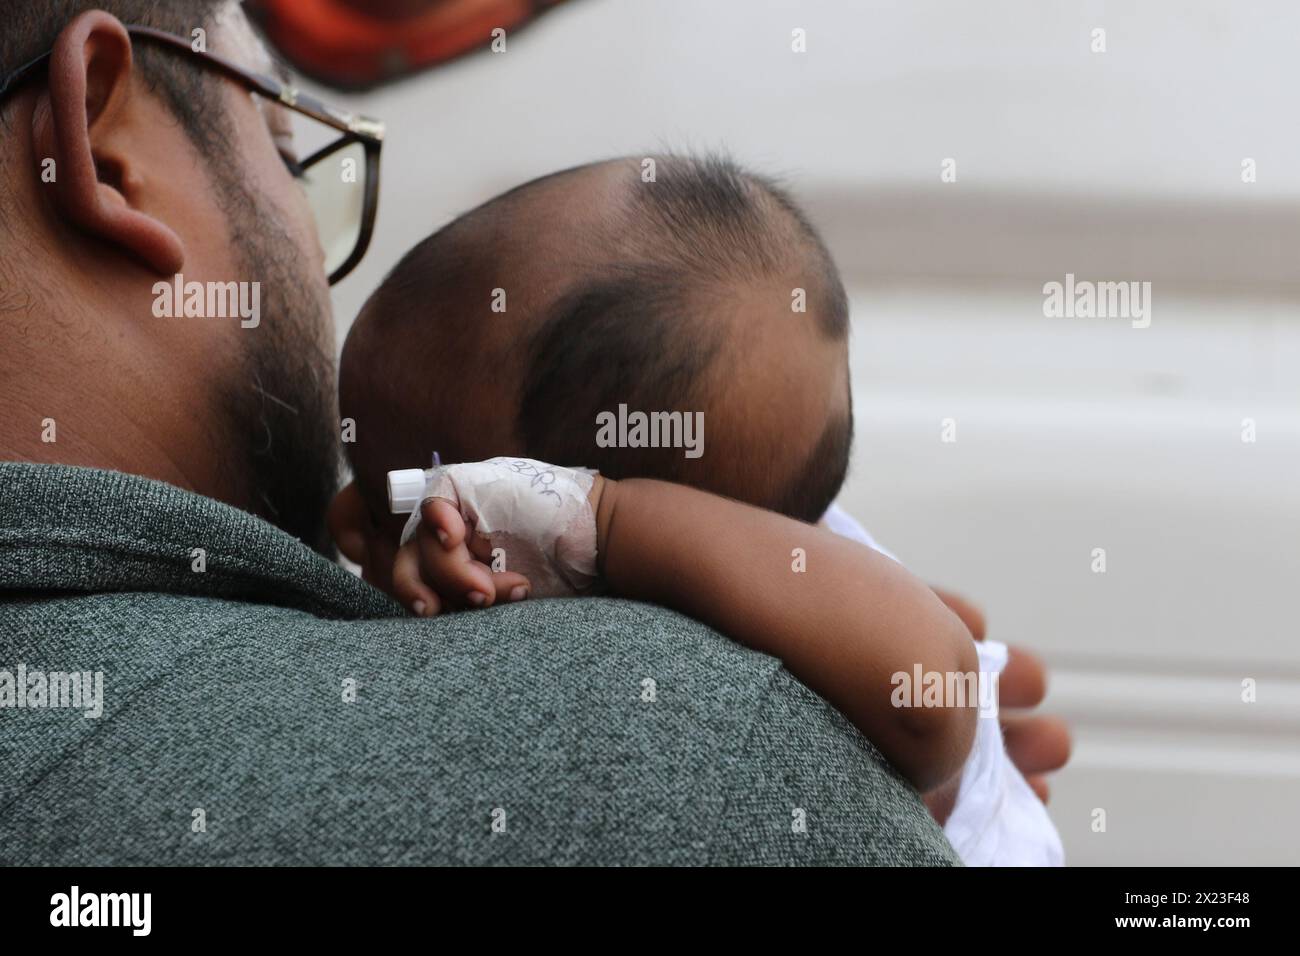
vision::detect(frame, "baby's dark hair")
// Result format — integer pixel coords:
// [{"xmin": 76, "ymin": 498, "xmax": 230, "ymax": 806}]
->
[{"xmin": 343, "ymin": 153, "xmax": 853, "ymax": 523}]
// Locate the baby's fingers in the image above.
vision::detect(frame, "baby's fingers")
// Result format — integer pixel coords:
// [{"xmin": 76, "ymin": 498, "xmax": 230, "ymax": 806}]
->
[
  {"xmin": 490, "ymin": 570, "xmax": 532, "ymax": 605},
  {"xmin": 415, "ymin": 509, "xmax": 496, "ymax": 608},
  {"xmin": 392, "ymin": 542, "xmax": 442, "ymax": 618},
  {"xmin": 463, "ymin": 527, "xmax": 532, "ymax": 604}
]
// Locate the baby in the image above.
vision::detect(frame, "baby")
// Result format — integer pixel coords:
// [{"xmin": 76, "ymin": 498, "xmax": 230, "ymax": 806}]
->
[{"xmin": 331, "ymin": 154, "xmax": 1061, "ymax": 865}]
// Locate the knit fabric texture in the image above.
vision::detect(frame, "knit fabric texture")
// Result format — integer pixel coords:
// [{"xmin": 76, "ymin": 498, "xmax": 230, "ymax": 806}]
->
[{"xmin": 0, "ymin": 462, "xmax": 958, "ymax": 865}]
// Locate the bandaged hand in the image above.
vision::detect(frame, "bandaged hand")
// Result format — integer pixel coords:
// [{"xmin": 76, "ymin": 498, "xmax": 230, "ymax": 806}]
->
[{"xmin": 388, "ymin": 458, "xmax": 600, "ymax": 616}]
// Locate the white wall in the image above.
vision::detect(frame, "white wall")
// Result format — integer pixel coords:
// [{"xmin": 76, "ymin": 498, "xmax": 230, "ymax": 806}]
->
[
  {"xmin": 842, "ymin": 281, "xmax": 1300, "ymax": 865},
  {"xmin": 303, "ymin": 0, "xmax": 1300, "ymax": 864},
  {"xmin": 319, "ymin": 0, "xmax": 1300, "ymax": 335}
]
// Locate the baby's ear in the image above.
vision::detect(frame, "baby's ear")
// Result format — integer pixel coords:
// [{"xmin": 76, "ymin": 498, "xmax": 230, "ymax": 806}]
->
[{"xmin": 328, "ymin": 481, "xmax": 372, "ymax": 567}]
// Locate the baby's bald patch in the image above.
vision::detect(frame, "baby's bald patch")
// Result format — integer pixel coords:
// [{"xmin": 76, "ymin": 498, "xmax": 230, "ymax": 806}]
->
[
  {"xmin": 515, "ymin": 156, "xmax": 853, "ymax": 519},
  {"xmin": 693, "ymin": 277, "xmax": 850, "ymax": 504}
]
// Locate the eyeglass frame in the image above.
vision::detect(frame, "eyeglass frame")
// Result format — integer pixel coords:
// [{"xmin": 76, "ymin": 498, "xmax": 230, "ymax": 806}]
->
[{"xmin": 0, "ymin": 24, "xmax": 384, "ymax": 285}]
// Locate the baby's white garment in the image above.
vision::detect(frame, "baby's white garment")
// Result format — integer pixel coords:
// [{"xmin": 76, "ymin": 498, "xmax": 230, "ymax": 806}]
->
[
  {"xmin": 821, "ymin": 503, "xmax": 900, "ymax": 562},
  {"xmin": 944, "ymin": 640, "xmax": 1065, "ymax": 865},
  {"xmin": 821, "ymin": 502, "xmax": 1064, "ymax": 866}
]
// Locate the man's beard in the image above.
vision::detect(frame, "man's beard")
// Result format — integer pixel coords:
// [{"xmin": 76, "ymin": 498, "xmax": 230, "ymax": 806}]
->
[{"xmin": 215, "ymin": 174, "xmax": 342, "ymax": 556}]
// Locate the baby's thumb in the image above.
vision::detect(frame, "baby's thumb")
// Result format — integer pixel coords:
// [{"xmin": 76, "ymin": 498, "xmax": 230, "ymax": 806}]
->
[
  {"xmin": 420, "ymin": 497, "xmax": 468, "ymax": 550},
  {"xmin": 491, "ymin": 571, "xmax": 532, "ymax": 604}
]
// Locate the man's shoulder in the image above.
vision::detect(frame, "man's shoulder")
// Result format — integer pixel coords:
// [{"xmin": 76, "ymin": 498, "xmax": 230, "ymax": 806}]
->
[{"xmin": 1, "ymin": 592, "xmax": 957, "ymax": 865}]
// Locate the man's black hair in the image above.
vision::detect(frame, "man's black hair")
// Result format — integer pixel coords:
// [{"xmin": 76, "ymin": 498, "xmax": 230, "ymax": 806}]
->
[{"xmin": 1, "ymin": 1, "xmax": 230, "ymax": 157}]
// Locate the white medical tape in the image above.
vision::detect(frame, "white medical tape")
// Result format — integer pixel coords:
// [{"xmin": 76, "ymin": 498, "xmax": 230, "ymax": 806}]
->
[{"xmin": 394, "ymin": 457, "xmax": 598, "ymax": 597}]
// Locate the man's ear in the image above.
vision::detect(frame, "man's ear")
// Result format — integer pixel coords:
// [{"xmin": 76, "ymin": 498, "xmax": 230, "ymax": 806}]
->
[{"xmin": 34, "ymin": 10, "xmax": 184, "ymax": 275}]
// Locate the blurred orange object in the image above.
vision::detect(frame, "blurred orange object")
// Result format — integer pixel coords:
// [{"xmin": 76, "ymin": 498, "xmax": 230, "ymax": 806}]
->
[{"xmin": 246, "ymin": 0, "xmax": 569, "ymax": 90}]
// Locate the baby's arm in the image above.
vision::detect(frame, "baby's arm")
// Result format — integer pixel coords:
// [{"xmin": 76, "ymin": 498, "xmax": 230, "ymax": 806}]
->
[
  {"xmin": 592, "ymin": 477, "xmax": 977, "ymax": 790},
  {"xmin": 392, "ymin": 465, "xmax": 977, "ymax": 791}
]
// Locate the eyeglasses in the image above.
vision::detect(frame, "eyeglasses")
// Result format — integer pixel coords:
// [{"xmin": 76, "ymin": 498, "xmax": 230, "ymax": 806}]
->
[{"xmin": 0, "ymin": 24, "xmax": 384, "ymax": 285}]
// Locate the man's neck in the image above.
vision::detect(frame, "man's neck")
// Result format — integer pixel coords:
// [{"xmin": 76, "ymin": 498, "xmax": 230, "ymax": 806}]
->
[
  {"xmin": 0, "ymin": 307, "xmax": 239, "ymax": 507},
  {"xmin": 0, "ymin": 385, "xmax": 200, "ymax": 491}
]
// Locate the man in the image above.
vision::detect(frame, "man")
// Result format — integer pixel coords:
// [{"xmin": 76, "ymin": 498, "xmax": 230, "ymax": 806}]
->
[{"xmin": 0, "ymin": 1, "xmax": 1065, "ymax": 864}]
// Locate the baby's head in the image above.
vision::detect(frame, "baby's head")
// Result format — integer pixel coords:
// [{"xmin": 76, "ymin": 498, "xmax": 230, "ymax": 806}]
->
[{"xmin": 340, "ymin": 154, "xmax": 852, "ymax": 532}]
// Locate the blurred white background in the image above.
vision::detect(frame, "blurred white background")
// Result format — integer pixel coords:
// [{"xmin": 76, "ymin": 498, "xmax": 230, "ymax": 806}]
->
[{"xmin": 303, "ymin": 0, "xmax": 1300, "ymax": 864}]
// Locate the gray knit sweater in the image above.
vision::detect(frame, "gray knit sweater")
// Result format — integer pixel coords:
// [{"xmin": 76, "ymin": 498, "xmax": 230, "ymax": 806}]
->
[{"xmin": 0, "ymin": 462, "xmax": 957, "ymax": 865}]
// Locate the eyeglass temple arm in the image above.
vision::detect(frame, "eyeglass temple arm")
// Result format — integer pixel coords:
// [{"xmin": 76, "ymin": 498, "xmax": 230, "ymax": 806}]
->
[{"xmin": 0, "ymin": 25, "xmax": 382, "ymax": 142}]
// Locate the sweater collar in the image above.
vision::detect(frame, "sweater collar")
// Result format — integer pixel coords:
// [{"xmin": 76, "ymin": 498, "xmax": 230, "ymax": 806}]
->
[{"xmin": 0, "ymin": 462, "xmax": 400, "ymax": 620}]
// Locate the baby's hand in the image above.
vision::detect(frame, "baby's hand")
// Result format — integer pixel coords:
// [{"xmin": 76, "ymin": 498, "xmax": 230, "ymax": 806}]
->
[
  {"xmin": 388, "ymin": 458, "xmax": 601, "ymax": 616},
  {"xmin": 392, "ymin": 496, "xmax": 535, "ymax": 615}
]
